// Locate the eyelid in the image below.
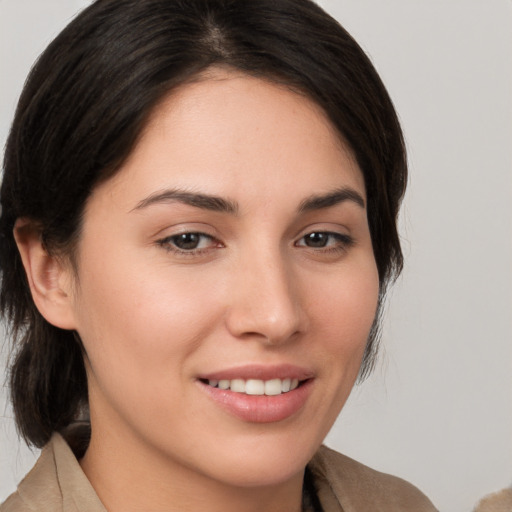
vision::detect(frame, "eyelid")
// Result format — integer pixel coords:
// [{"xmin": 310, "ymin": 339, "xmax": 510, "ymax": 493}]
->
[
  {"xmin": 155, "ymin": 229, "xmax": 224, "ymax": 257},
  {"xmin": 293, "ymin": 221, "xmax": 352, "ymax": 240},
  {"xmin": 293, "ymin": 226, "xmax": 356, "ymax": 260},
  {"xmin": 151, "ymin": 221, "xmax": 217, "ymax": 239},
  {"xmin": 295, "ymin": 231, "xmax": 354, "ymax": 246},
  {"xmin": 159, "ymin": 231, "xmax": 214, "ymax": 244}
]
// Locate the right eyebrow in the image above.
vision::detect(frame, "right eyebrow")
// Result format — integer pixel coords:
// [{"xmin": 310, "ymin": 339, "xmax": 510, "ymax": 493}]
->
[{"xmin": 131, "ymin": 189, "xmax": 239, "ymax": 215}]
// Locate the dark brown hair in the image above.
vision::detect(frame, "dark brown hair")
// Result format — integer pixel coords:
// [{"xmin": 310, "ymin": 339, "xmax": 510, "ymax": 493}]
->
[{"xmin": 0, "ymin": 0, "xmax": 407, "ymax": 448}]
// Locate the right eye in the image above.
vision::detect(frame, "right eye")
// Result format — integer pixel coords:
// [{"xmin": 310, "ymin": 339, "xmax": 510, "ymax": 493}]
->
[{"xmin": 156, "ymin": 232, "xmax": 220, "ymax": 253}]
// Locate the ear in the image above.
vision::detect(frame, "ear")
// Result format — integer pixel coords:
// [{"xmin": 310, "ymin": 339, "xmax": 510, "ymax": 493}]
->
[{"xmin": 14, "ymin": 219, "xmax": 78, "ymax": 330}]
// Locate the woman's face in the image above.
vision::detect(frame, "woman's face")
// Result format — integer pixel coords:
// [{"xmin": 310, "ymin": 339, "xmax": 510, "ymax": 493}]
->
[{"xmin": 66, "ymin": 70, "xmax": 379, "ymax": 488}]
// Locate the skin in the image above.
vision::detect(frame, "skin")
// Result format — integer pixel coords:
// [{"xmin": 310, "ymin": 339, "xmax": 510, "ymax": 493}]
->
[{"xmin": 17, "ymin": 69, "xmax": 379, "ymax": 512}]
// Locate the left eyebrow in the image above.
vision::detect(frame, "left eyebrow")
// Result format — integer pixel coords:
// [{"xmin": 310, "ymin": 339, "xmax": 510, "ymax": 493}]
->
[{"xmin": 298, "ymin": 187, "xmax": 365, "ymax": 212}]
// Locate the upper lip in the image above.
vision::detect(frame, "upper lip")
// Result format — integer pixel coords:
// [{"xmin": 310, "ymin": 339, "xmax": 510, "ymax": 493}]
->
[{"xmin": 198, "ymin": 364, "xmax": 314, "ymax": 382}]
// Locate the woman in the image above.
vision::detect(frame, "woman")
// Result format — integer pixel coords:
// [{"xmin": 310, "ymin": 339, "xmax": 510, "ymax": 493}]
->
[{"xmin": 0, "ymin": 0, "xmax": 437, "ymax": 510}]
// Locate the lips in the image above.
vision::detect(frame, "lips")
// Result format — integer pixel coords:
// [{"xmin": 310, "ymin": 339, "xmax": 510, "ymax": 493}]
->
[
  {"xmin": 197, "ymin": 364, "xmax": 314, "ymax": 423},
  {"xmin": 198, "ymin": 363, "xmax": 313, "ymax": 382}
]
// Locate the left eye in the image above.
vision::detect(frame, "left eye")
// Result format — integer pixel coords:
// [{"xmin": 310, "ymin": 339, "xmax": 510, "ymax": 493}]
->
[
  {"xmin": 296, "ymin": 232, "xmax": 351, "ymax": 249},
  {"xmin": 159, "ymin": 232, "xmax": 217, "ymax": 251}
]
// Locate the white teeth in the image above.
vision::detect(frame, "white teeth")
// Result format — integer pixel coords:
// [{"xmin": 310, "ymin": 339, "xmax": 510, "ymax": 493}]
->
[
  {"xmin": 218, "ymin": 379, "xmax": 230, "ymax": 390},
  {"xmin": 245, "ymin": 379, "xmax": 265, "ymax": 395},
  {"xmin": 206, "ymin": 377, "xmax": 303, "ymax": 395},
  {"xmin": 230, "ymin": 379, "xmax": 246, "ymax": 393},
  {"xmin": 264, "ymin": 378, "xmax": 282, "ymax": 396}
]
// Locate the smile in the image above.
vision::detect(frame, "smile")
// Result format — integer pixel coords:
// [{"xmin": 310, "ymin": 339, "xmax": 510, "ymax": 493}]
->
[
  {"xmin": 199, "ymin": 376, "xmax": 313, "ymax": 423},
  {"xmin": 205, "ymin": 378, "xmax": 300, "ymax": 396}
]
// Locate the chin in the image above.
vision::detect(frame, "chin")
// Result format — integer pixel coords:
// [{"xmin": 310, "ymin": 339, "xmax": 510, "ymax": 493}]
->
[
  {"xmin": 193, "ymin": 432, "xmax": 322, "ymax": 489},
  {"xmin": 210, "ymin": 456, "xmax": 308, "ymax": 489}
]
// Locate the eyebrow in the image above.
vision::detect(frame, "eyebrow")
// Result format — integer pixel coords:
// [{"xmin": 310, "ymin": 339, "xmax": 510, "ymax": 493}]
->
[
  {"xmin": 132, "ymin": 186, "xmax": 364, "ymax": 215},
  {"xmin": 298, "ymin": 187, "xmax": 365, "ymax": 212},
  {"xmin": 132, "ymin": 189, "xmax": 239, "ymax": 214}
]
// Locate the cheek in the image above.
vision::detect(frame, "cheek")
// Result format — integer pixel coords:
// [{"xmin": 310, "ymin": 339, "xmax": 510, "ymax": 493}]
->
[
  {"xmin": 72, "ymin": 251, "xmax": 225, "ymax": 397},
  {"xmin": 314, "ymin": 260, "xmax": 379, "ymax": 339},
  {"xmin": 289, "ymin": 259, "xmax": 379, "ymax": 444},
  {"xmin": 309, "ymin": 258, "xmax": 380, "ymax": 379}
]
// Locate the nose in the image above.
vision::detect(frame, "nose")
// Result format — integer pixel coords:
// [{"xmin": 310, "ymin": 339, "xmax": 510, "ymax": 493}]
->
[{"xmin": 225, "ymin": 248, "xmax": 305, "ymax": 345}]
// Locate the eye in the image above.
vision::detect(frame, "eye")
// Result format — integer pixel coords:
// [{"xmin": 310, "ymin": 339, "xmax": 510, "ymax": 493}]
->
[
  {"xmin": 157, "ymin": 232, "xmax": 220, "ymax": 253},
  {"xmin": 295, "ymin": 231, "xmax": 353, "ymax": 250}
]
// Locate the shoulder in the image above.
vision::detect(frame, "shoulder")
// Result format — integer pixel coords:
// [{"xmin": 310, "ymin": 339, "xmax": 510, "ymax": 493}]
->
[
  {"xmin": 473, "ymin": 488, "xmax": 512, "ymax": 512},
  {"xmin": 0, "ymin": 433, "xmax": 106, "ymax": 512},
  {"xmin": 0, "ymin": 441, "xmax": 61, "ymax": 512},
  {"xmin": 0, "ymin": 431, "xmax": 103, "ymax": 512},
  {"xmin": 309, "ymin": 445, "xmax": 438, "ymax": 512},
  {"xmin": 0, "ymin": 494, "xmax": 32, "ymax": 512}
]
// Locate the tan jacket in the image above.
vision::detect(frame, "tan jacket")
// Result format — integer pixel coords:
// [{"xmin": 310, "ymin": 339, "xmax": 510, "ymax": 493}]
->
[{"xmin": 1, "ymin": 434, "xmax": 437, "ymax": 511}]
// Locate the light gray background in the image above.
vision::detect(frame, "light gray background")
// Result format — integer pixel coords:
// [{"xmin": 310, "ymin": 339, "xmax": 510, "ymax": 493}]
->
[{"xmin": 1, "ymin": 1, "xmax": 511, "ymax": 511}]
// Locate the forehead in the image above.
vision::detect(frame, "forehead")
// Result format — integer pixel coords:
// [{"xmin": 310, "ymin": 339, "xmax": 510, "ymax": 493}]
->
[{"xmin": 94, "ymin": 69, "xmax": 365, "ymax": 211}]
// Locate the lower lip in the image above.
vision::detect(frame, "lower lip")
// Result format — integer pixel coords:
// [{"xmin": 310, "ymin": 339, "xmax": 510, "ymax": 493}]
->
[{"xmin": 198, "ymin": 379, "xmax": 313, "ymax": 423}]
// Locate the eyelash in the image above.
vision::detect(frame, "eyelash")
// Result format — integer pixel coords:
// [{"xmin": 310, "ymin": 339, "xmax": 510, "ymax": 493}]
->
[
  {"xmin": 156, "ymin": 232, "xmax": 221, "ymax": 256},
  {"xmin": 156, "ymin": 231, "xmax": 354, "ymax": 257},
  {"xmin": 295, "ymin": 232, "xmax": 354, "ymax": 253}
]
